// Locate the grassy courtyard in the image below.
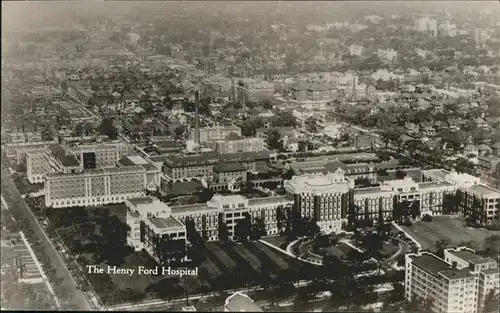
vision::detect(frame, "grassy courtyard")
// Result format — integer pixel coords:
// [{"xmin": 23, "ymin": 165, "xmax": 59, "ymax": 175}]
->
[
  {"xmin": 400, "ymin": 215, "xmax": 499, "ymax": 252},
  {"xmin": 45, "ymin": 205, "xmax": 314, "ymax": 305}
]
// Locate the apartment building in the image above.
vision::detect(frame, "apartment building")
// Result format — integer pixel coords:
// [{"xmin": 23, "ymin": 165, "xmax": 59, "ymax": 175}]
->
[
  {"xmin": 189, "ymin": 124, "xmax": 242, "ymax": 143},
  {"xmin": 444, "ymin": 247, "xmax": 499, "ymax": 312},
  {"xmin": 44, "ymin": 165, "xmax": 146, "ymax": 208},
  {"xmin": 406, "ymin": 248, "xmax": 499, "ymax": 313},
  {"xmin": 26, "ymin": 150, "xmax": 46, "ymax": 184},
  {"xmin": 238, "ymin": 79, "xmax": 275, "ymax": 102},
  {"xmin": 284, "ymin": 169, "xmax": 355, "ymax": 233},
  {"xmin": 212, "ymin": 137, "xmax": 265, "ymax": 154},
  {"xmin": 405, "ymin": 252, "xmax": 479, "ymax": 313}
]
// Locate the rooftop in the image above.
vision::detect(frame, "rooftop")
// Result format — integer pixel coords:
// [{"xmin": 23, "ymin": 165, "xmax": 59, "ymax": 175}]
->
[
  {"xmin": 467, "ymin": 184, "xmax": 500, "ymax": 198},
  {"xmin": 248, "ymin": 196, "xmax": 292, "ymax": 207},
  {"xmin": 147, "ymin": 216, "xmax": 184, "ymax": 230},
  {"xmin": 170, "ymin": 203, "xmax": 212, "ymax": 215},
  {"xmin": 127, "ymin": 196, "xmax": 156, "ymax": 207},
  {"xmin": 421, "ymin": 168, "xmax": 449, "ymax": 181},
  {"xmin": 225, "ymin": 292, "xmax": 263, "ymax": 312},
  {"xmin": 48, "ymin": 144, "xmax": 80, "ymax": 167},
  {"xmin": 449, "ymin": 249, "xmax": 497, "ymax": 265},
  {"xmin": 214, "ymin": 162, "xmax": 247, "ymax": 173},
  {"xmin": 418, "ymin": 181, "xmax": 454, "ymax": 189},
  {"xmin": 410, "ymin": 253, "xmax": 473, "ymax": 280}
]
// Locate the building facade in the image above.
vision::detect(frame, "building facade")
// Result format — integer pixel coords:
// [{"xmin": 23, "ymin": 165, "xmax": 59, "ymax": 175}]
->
[
  {"xmin": 406, "ymin": 248, "xmax": 499, "ymax": 313},
  {"xmin": 213, "ymin": 137, "xmax": 265, "ymax": 154},
  {"xmin": 284, "ymin": 169, "xmax": 355, "ymax": 233},
  {"xmin": 189, "ymin": 124, "xmax": 242, "ymax": 143},
  {"xmin": 44, "ymin": 166, "xmax": 146, "ymax": 208}
]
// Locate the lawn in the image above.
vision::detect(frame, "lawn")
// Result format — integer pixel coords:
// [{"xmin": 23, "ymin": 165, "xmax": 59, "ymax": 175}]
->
[
  {"xmin": 11, "ymin": 174, "xmax": 43, "ymax": 196},
  {"xmin": 400, "ymin": 216, "xmax": 499, "ymax": 252},
  {"xmin": 378, "ymin": 242, "xmax": 399, "ymax": 258}
]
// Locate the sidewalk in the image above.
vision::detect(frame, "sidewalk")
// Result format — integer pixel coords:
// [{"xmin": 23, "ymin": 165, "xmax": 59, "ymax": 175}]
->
[{"xmin": 19, "ymin": 229, "xmax": 61, "ymax": 308}]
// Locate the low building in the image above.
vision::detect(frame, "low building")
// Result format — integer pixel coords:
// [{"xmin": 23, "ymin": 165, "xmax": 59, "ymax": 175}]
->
[
  {"xmin": 224, "ymin": 292, "xmax": 263, "ymax": 312},
  {"xmin": 212, "ymin": 162, "xmax": 247, "ymax": 192}
]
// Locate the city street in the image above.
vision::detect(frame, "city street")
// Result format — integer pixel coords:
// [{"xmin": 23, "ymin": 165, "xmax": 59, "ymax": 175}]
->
[{"xmin": 1, "ymin": 169, "xmax": 93, "ymax": 311}]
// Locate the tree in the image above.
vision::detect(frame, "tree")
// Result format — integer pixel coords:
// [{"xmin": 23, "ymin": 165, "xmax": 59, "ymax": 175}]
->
[
  {"xmin": 483, "ymin": 235, "xmax": 500, "ymax": 256},
  {"xmin": 72, "ymin": 123, "xmax": 84, "ymax": 137},
  {"xmin": 174, "ymin": 125, "xmax": 186, "ymax": 139},
  {"xmin": 234, "ymin": 213, "xmax": 251, "ymax": 243},
  {"xmin": 153, "ymin": 234, "xmax": 185, "ymax": 266},
  {"xmin": 267, "ymin": 129, "xmax": 283, "ymax": 151},
  {"xmin": 434, "ymin": 239, "xmax": 450, "ymax": 258},
  {"xmin": 180, "ymin": 275, "xmax": 197, "ymax": 305},
  {"xmin": 482, "ymin": 289, "xmax": 500, "ymax": 313},
  {"xmin": 272, "ymin": 111, "xmax": 297, "ymax": 127},
  {"xmin": 282, "ymin": 169, "xmax": 295, "ymax": 180},
  {"xmin": 98, "ymin": 118, "xmax": 117, "ymax": 140},
  {"xmin": 409, "ymin": 200, "xmax": 421, "ymax": 220},
  {"xmin": 217, "ymin": 213, "xmax": 230, "ymax": 244}
]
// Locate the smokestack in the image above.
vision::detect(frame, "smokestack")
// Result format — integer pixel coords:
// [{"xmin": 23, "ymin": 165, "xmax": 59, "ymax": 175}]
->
[{"xmin": 195, "ymin": 91, "xmax": 200, "ymax": 145}]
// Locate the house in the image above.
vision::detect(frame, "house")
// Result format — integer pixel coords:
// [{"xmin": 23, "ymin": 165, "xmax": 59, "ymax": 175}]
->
[{"xmin": 405, "ymin": 122, "xmax": 419, "ymax": 135}]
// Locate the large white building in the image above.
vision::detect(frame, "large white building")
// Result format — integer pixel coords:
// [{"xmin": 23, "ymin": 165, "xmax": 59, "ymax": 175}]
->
[
  {"xmin": 125, "ymin": 194, "xmax": 294, "ymax": 250},
  {"xmin": 44, "ymin": 166, "xmax": 147, "ymax": 208},
  {"xmin": 284, "ymin": 169, "xmax": 355, "ymax": 233},
  {"xmin": 212, "ymin": 137, "xmax": 265, "ymax": 154},
  {"xmin": 405, "ymin": 248, "xmax": 499, "ymax": 313},
  {"xmin": 189, "ymin": 124, "xmax": 242, "ymax": 143}
]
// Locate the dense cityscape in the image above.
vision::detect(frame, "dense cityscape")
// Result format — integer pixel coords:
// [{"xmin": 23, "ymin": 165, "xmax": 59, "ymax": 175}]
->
[{"xmin": 1, "ymin": 1, "xmax": 499, "ymax": 312}]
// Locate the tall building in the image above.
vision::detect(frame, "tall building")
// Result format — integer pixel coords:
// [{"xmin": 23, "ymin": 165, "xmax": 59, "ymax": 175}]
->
[
  {"xmin": 444, "ymin": 247, "xmax": 500, "ymax": 312},
  {"xmin": 125, "ymin": 194, "xmax": 293, "ymax": 246},
  {"xmin": 188, "ymin": 123, "xmax": 242, "ymax": 143},
  {"xmin": 415, "ymin": 17, "xmax": 438, "ymax": 36},
  {"xmin": 284, "ymin": 169, "xmax": 355, "ymax": 233},
  {"xmin": 405, "ymin": 248, "xmax": 499, "ymax": 313},
  {"xmin": 44, "ymin": 166, "xmax": 147, "ymax": 208},
  {"xmin": 26, "ymin": 150, "xmax": 46, "ymax": 184}
]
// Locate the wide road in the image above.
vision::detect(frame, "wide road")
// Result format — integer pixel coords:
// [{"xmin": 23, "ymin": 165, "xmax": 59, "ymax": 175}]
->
[{"xmin": 1, "ymin": 169, "xmax": 92, "ymax": 311}]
